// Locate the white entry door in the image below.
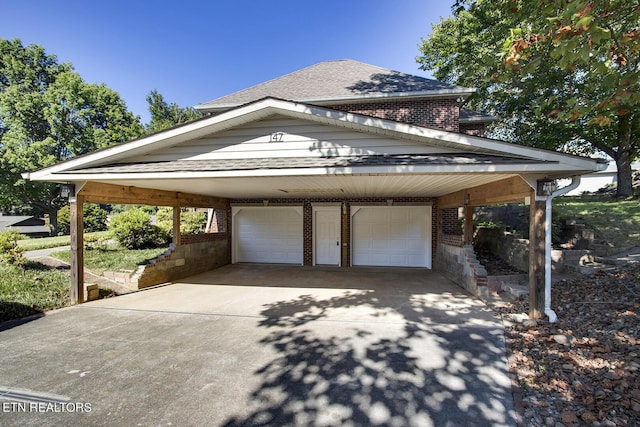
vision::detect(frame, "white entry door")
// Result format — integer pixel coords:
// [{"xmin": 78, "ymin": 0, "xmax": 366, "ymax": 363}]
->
[{"xmin": 313, "ymin": 206, "xmax": 341, "ymax": 265}]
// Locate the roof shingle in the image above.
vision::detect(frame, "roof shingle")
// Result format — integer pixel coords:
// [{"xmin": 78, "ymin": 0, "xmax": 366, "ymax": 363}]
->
[
  {"xmin": 195, "ymin": 60, "xmax": 474, "ymax": 112},
  {"xmin": 64, "ymin": 154, "xmax": 549, "ymax": 174}
]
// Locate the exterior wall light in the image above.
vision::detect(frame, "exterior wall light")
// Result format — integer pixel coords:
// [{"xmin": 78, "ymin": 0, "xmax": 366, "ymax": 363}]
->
[
  {"xmin": 537, "ymin": 178, "xmax": 558, "ymax": 196},
  {"xmin": 60, "ymin": 183, "xmax": 75, "ymax": 200}
]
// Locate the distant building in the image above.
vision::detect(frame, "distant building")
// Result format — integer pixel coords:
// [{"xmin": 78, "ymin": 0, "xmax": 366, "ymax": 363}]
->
[{"xmin": 0, "ymin": 215, "xmax": 50, "ymax": 237}]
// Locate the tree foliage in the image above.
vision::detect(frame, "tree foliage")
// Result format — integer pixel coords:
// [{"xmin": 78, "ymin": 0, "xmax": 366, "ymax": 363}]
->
[
  {"xmin": 417, "ymin": 0, "xmax": 640, "ymax": 196},
  {"xmin": 57, "ymin": 203, "xmax": 108, "ymax": 235},
  {"xmin": 0, "ymin": 39, "xmax": 144, "ymax": 232},
  {"xmin": 156, "ymin": 207, "xmax": 207, "ymax": 235},
  {"xmin": 145, "ymin": 89, "xmax": 201, "ymax": 133}
]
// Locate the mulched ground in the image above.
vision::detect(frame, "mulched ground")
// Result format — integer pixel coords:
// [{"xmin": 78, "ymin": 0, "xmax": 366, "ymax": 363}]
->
[{"xmin": 493, "ymin": 265, "xmax": 640, "ymax": 426}]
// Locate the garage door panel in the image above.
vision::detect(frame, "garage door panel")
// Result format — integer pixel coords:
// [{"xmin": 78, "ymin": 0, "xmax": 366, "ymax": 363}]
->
[
  {"xmin": 352, "ymin": 206, "xmax": 431, "ymax": 268},
  {"xmin": 234, "ymin": 207, "xmax": 303, "ymax": 264}
]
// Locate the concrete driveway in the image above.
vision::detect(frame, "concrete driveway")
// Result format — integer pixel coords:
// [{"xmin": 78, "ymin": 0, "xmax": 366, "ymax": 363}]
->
[{"xmin": 0, "ymin": 264, "xmax": 516, "ymax": 426}]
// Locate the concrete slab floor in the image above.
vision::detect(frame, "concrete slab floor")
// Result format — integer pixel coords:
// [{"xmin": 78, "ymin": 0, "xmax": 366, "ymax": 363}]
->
[{"xmin": 0, "ymin": 264, "xmax": 516, "ymax": 426}]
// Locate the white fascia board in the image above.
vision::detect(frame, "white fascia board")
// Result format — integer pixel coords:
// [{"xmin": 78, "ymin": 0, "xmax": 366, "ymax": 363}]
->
[{"xmin": 40, "ymin": 162, "xmax": 596, "ymax": 181}]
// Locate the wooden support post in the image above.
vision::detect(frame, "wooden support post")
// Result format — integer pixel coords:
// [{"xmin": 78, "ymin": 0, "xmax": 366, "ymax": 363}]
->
[
  {"xmin": 173, "ymin": 207, "xmax": 181, "ymax": 245},
  {"xmin": 464, "ymin": 205, "xmax": 474, "ymax": 245},
  {"xmin": 70, "ymin": 195, "xmax": 85, "ymax": 304},
  {"xmin": 529, "ymin": 198, "xmax": 546, "ymax": 318}
]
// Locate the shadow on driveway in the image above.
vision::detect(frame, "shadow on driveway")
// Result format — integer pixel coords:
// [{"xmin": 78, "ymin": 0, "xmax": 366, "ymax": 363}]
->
[
  {"xmin": 215, "ymin": 266, "xmax": 515, "ymax": 426},
  {"xmin": 0, "ymin": 264, "xmax": 515, "ymax": 426}
]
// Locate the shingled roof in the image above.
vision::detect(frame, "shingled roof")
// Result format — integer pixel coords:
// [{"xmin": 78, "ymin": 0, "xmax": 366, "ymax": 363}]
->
[
  {"xmin": 195, "ymin": 59, "xmax": 475, "ymax": 113},
  {"xmin": 459, "ymin": 108, "xmax": 496, "ymax": 123},
  {"xmin": 61, "ymin": 153, "xmax": 549, "ymax": 175}
]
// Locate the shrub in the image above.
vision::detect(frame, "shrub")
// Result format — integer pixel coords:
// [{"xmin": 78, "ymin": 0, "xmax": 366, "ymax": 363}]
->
[
  {"xmin": 84, "ymin": 204, "xmax": 109, "ymax": 233},
  {"xmin": 155, "ymin": 206, "xmax": 172, "ymax": 233},
  {"xmin": 0, "ymin": 229, "xmax": 25, "ymax": 266},
  {"xmin": 57, "ymin": 205, "xmax": 70, "ymax": 235},
  {"xmin": 109, "ymin": 208, "xmax": 169, "ymax": 249},
  {"xmin": 57, "ymin": 203, "xmax": 108, "ymax": 235},
  {"xmin": 109, "ymin": 204, "xmax": 157, "ymax": 215},
  {"xmin": 156, "ymin": 207, "xmax": 207, "ymax": 235},
  {"xmin": 181, "ymin": 210, "xmax": 207, "ymax": 234}
]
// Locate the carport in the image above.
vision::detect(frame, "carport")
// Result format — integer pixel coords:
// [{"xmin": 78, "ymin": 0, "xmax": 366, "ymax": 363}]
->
[{"xmin": 24, "ymin": 98, "xmax": 606, "ymax": 319}]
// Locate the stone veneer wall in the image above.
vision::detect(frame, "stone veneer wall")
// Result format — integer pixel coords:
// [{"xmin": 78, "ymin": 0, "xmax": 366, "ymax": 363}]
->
[
  {"xmin": 135, "ymin": 233, "xmax": 230, "ymax": 289},
  {"xmin": 436, "ymin": 242, "xmax": 488, "ymax": 297}
]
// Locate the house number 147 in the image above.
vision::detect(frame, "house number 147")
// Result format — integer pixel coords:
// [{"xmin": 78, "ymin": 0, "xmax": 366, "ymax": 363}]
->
[{"xmin": 270, "ymin": 132, "xmax": 284, "ymax": 142}]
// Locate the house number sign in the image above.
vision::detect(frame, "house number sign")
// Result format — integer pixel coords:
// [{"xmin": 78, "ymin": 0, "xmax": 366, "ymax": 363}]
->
[{"xmin": 269, "ymin": 132, "xmax": 285, "ymax": 142}]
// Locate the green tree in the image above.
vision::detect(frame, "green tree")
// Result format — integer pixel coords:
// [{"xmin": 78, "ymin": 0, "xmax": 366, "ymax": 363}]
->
[
  {"xmin": 57, "ymin": 203, "xmax": 108, "ymax": 235},
  {"xmin": 156, "ymin": 207, "xmax": 207, "ymax": 235},
  {"xmin": 417, "ymin": 0, "xmax": 640, "ymax": 197},
  {"xmin": 0, "ymin": 39, "xmax": 144, "ymax": 233},
  {"xmin": 145, "ymin": 89, "xmax": 201, "ymax": 133}
]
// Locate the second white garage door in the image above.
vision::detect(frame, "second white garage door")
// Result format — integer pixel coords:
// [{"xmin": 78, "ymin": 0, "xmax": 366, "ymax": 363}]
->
[
  {"xmin": 351, "ymin": 206, "xmax": 432, "ymax": 268},
  {"xmin": 232, "ymin": 206, "xmax": 303, "ymax": 264}
]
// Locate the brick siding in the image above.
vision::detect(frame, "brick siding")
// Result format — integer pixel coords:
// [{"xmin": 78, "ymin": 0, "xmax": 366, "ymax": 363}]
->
[
  {"xmin": 441, "ymin": 207, "xmax": 462, "ymax": 235},
  {"xmin": 181, "ymin": 232, "xmax": 226, "ymax": 245},
  {"xmin": 332, "ymin": 99, "xmax": 460, "ymax": 132}
]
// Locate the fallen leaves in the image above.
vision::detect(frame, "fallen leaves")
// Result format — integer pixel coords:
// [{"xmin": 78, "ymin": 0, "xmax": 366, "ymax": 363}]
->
[{"xmin": 495, "ymin": 264, "xmax": 640, "ymax": 426}]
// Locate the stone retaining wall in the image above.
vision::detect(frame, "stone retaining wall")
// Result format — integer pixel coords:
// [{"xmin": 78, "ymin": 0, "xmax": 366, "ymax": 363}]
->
[
  {"xmin": 474, "ymin": 227, "xmax": 594, "ymax": 273},
  {"xmin": 436, "ymin": 242, "xmax": 488, "ymax": 297},
  {"xmin": 474, "ymin": 227, "xmax": 530, "ymax": 272},
  {"xmin": 135, "ymin": 234, "xmax": 230, "ymax": 289}
]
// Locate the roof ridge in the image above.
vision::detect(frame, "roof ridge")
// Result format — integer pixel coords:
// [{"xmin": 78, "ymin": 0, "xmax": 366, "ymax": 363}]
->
[
  {"xmin": 195, "ymin": 59, "xmax": 340, "ymax": 108},
  {"xmin": 194, "ymin": 59, "xmax": 470, "ymax": 111}
]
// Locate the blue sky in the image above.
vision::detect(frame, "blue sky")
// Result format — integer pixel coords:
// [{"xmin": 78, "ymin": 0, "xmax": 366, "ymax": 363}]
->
[{"xmin": 1, "ymin": 0, "xmax": 453, "ymax": 123}]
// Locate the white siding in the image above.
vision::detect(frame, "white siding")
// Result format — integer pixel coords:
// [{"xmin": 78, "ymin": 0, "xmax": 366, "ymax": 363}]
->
[{"xmin": 127, "ymin": 116, "xmax": 459, "ymax": 163}]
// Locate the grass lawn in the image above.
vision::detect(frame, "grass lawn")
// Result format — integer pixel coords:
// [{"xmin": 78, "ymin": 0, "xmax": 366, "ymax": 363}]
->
[
  {"xmin": 554, "ymin": 195, "xmax": 640, "ymax": 249},
  {"xmin": 0, "ymin": 261, "xmax": 70, "ymax": 322},
  {"xmin": 17, "ymin": 231, "xmax": 110, "ymax": 251},
  {"xmin": 0, "ymin": 242, "xmax": 166, "ymax": 323},
  {"xmin": 50, "ymin": 244, "xmax": 167, "ymax": 275}
]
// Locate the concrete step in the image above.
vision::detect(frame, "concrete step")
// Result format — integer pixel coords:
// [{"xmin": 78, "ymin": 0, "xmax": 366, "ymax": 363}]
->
[{"xmin": 501, "ymin": 282, "xmax": 529, "ymax": 298}]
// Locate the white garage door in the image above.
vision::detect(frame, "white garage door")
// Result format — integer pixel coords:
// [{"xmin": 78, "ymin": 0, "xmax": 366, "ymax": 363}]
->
[
  {"xmin": 351, "ymin": 206, "xmax": 431, "ymax": 268},
  {"xmin": 233, "ymin": 206, "xmax": 303, "ymax": 264}
]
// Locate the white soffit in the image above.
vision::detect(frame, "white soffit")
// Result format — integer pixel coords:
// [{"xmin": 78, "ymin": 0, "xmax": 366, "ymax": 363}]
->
[{"xmin": 82, "ymin": 174, "xmax": 519, "ymax": 199}]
